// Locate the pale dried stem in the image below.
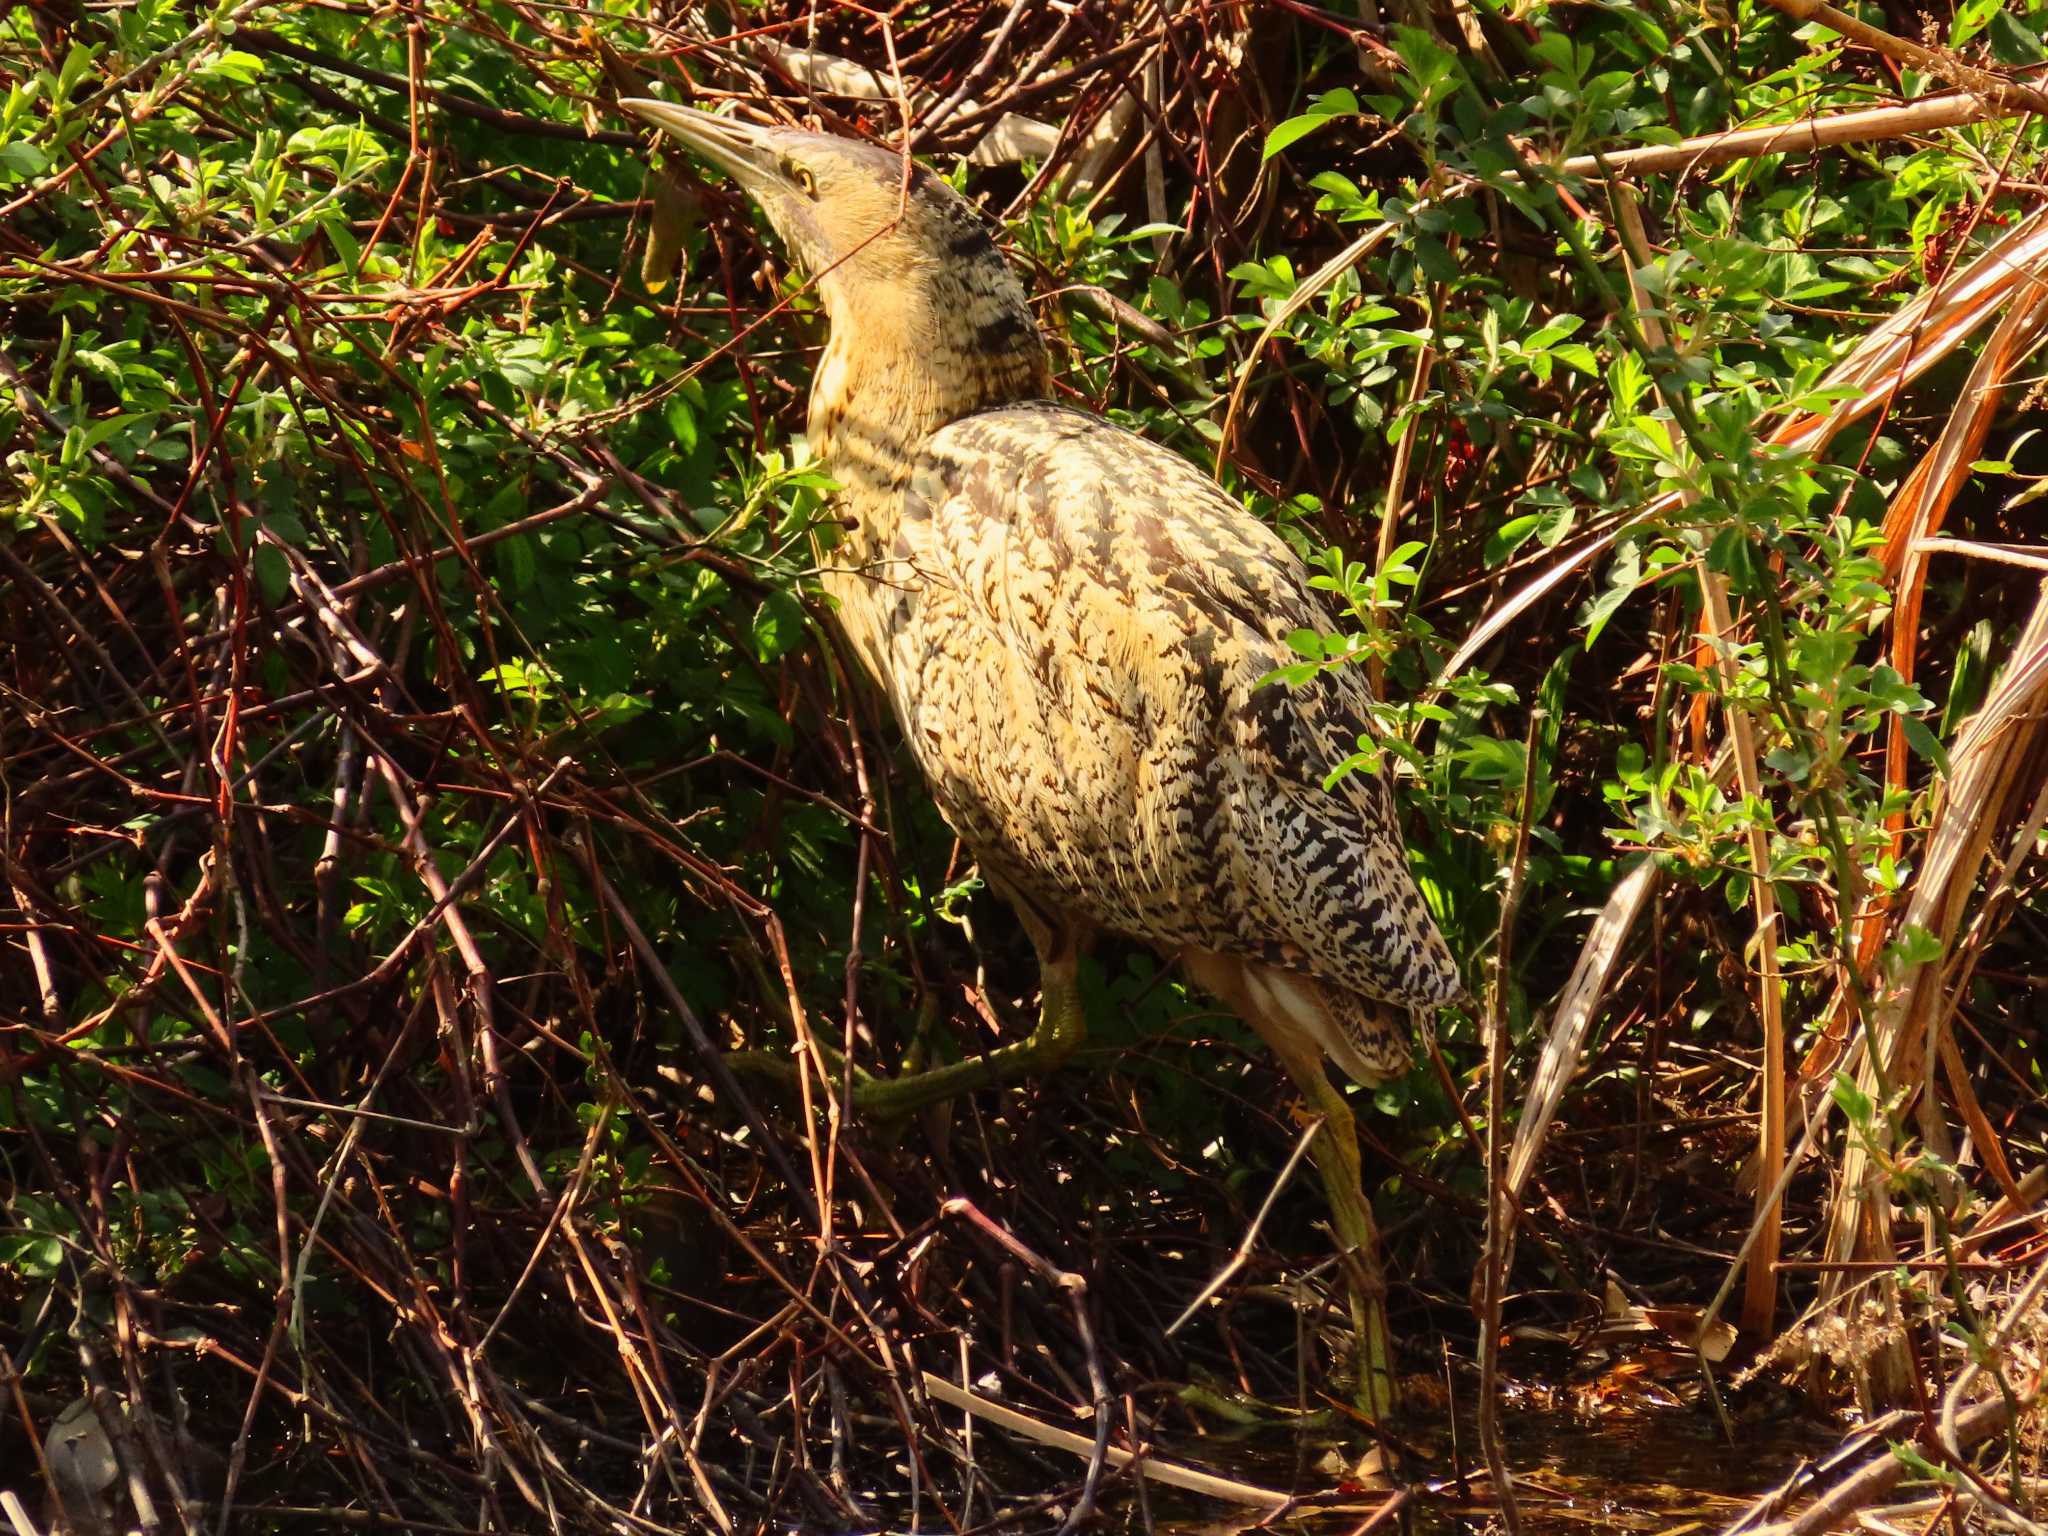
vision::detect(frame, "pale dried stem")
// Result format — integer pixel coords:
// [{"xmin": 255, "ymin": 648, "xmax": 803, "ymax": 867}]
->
[
  {"xmin": 1913, "ymin": 536, "xmax": 2048, "ymax": 572},
  {"xmin": 1700, "ymin": 561, "xmax": 1789, "ymax": 1338},
  {"xmin": 1378, "ymin": 306, "xmax": 1439, "ymax": 573},
  {"xmin": 1818, "ymin": 580, "xmax": 2048, "ymax": 1394},
  {"xmin": 1812, "ymin": 274, "xmax": 2048, "ymax": 1398},
  {"xmin": 1761, "ymin": 0, "xmax": 2048, "ymax": 116},
  {"xmin": 1559, "ymin": 91, "xmax": 2029, "ymax": 180},
  {"xmin": 1167, "ymin": 1116, "xmax": 1323, "ymax": 1336},
  {"xmin": 919, "ymin": 1374, "xmax": 1291, "ymax": 1510},
  {"xmin": 6, "ymin": 873, "xmax": 62, "ymax": 1025},
  {"xmin": 1720, "ymin": 1396, "xmax": 2015, "ymax": 1536},
  {"xmin": 1504, "ymin": 858, "xmax": 1659, "ymax": 1197}
]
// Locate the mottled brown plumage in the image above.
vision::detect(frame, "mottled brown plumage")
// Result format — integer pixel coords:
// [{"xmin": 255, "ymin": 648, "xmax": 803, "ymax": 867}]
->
[{"xmin": 623, "ymin": 99, "xmax": 1462, "ymax": 1089}]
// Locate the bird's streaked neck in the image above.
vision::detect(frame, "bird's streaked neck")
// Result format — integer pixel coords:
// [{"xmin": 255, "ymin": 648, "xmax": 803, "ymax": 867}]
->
[{"xmin": 805, "ymin": 233, "xmax": 1050, "ymax": 493}]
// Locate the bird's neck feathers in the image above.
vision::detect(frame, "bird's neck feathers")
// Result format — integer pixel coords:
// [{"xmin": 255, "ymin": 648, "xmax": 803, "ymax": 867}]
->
[{"xmin": 805, "ymin": 217, "xmax": 1049, "ymax": 494}]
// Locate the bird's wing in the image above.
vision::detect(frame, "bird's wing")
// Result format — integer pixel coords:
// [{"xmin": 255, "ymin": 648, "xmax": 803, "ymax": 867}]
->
[{"xmin": 875, "ymin": 403, "xmax": 1460, "ymax": 1010}]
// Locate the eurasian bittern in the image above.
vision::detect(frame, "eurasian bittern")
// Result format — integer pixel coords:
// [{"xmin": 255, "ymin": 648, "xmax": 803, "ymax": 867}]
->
[{"xmin": 623, "ymin": 97, "xmax": 1465, "ymax": 1413}]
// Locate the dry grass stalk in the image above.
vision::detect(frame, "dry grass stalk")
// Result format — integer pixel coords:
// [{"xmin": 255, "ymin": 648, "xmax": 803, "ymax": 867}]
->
[
  {"xmin": 1696, "ymin": 571, "xmax": 1789, "ymax": 1338},
  {"xmin": 1718, "ymin": 1395, "xmax": 2016, "ymax": 1536},
  {"xmin": 1474, "ymin": 715, "xmax": 1542, "ymax": 1536},
  {"xmin": 1879, "ymin": 271, "xmax": 2048, "ymax": 802},
  {"xmin": 1818, "ymin": 575, "xmax": 2048, "ymax": 1401},
  {"xmin": 918, "ymin": 1374, "xmax": 1291, "ymax": 1510},
  {"xmin": 1800, "ymin": 251, "xmax": 2048, "ymax": 1397},
  {"xmin": 1761, "ymin": 0, "xmax": 2048, "ymax": 116},
  {"xmin": 754, "ymin": 39, "xmax": 1070, "ymax": 171},
  {"xmin": 1504, "ymin": 857, "xmax": 1659, "ymax": 1198},
  {"xmin": 1556, "ymin": 91, "xmax": 2032, "ymax": 180}
]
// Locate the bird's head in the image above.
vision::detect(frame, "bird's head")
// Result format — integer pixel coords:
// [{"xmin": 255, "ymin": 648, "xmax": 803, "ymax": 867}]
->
[
  {"xmin": 622, "ymin": 99, "xmax": 995, "ymax": 304},
  {"xmin": 622, "ymin": 98, "xmax": 1049, "ymax": 438}
]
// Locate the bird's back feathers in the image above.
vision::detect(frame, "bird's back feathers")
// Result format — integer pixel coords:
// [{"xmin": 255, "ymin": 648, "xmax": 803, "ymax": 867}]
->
[{"xmin": 823, "ymin": 403, "xmax": 1463, "ymax": 1035}]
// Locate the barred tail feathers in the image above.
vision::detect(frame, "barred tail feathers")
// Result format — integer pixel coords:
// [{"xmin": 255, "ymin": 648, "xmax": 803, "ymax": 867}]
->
[{"xmin": 1181, "ymin": 949, "xmax": 1413, "ymax": 1087}]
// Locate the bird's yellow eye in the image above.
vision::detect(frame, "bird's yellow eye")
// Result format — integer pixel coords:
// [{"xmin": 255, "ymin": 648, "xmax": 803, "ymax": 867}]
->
[{"xmin": 784, "ymin": 158, "xmax": 818, "ymax": 197}]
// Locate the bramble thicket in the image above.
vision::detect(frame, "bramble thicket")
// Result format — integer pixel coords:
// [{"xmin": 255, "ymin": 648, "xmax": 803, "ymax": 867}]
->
[{"xmin": 2, "ymin": 0, "xmax": 2047, "ymax": 1530}]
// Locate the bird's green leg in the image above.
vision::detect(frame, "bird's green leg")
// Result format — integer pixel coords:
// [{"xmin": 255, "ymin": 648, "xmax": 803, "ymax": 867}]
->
[
  {"xmin": 1242, "ymin": 1015, "xmax": 1399, "ymax": 1422},
  {"xmin": 727, "ymin": 900, "xmax": 1087, "ymax": 1117},
  {"xmin": 840, "ymin": 949, "xmax": 1083, "ymax": 1116}
]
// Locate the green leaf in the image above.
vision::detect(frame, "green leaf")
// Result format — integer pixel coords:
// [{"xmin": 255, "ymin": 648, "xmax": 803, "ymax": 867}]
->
[
  {"xmin": 1262, "ymin": 89, "xmax": 1361, "ymax": 160},
  {"xmin": 1263, "ymin": 114, "xmax": 1329, "ymax": 160},
  {"xmin": 1989, "ymin": 7, "xmax": 2047, "ymax": 63},
  {"xmin": 1582, "ymin": 557, "xmax": 1642, "ymax": 648},
  {"xmin": 77, "ymin": 411, "xmax": 150, "ymax": 456},
  {"xmin": 722, "ymin": 689, "xmax": 795, "ymax": 750},
  {"xmin": 1887, "ymin": 1440, "xmax": 1957, "ymax": 1486},
  {"xmin": 1550, "ymin": 342, "xmax": 1599, "ymax": 374},
  {"xmin": 1899, "ymin": 715, "xmax": 1949, "ymax": 777},
  {"xmin": 1111, "ymin": 222, "xmax": 1185, "ymax": 242},
  {"xmin": 199, "ymin": 49, "xmax": 266, "ymax": 84},
  {"xmin": 0, "ymin": 142, "xmax": 48, "ymax": 177},
  {"xmin": 497, "ymin": 533, "xmax": 537, "ymax": 593},
  {"xmin": 1887, "ymin": 923, "xmax": 1945, "ymax": 970},
  {"xmin": 1763, "ymin": 744, "xmax": 1811, "ymax": 781},
  {"xmin": 1485, "ymin": 514, "xmax": 1542, "ymax": 567},
  {"xmin": 665, "ymin": 395, "xmax": 699, "ymax": 456},
  {"xmin": 56, "ymin": 42, "xmax": 100, "ymax": 102},
  {"xmin": 1456, "ymin": 735, "xmax": 1527, "ymax": 783},
  {"xmin": 1606, "ymin": 349, "xmax": 1650, "ymax": 417},
  {"xmin": 318, "ymin": 214, "xmax": 361, "ymax": 271},
  {"xmin": 1941, "ymin": 620, "xmax": 1995, "ymax": 734},
  {"xmin": 1948, "ymin": 0, "xmax": 2003, "ymax": 47},
  {"xmin": 1258, "ymin": 662, "xmax": 1321, "ymax": 690},
  {"xmin": 751, "ymin": 590, "xmax": 805, "ymax": 662},
  {"xmin": 251, "ymin": 543, "xmax": 289, "ymax": 606},
  {"xmin": 1829, "ymin": 1071, "xmax": 1873, "ymax": 1130}
]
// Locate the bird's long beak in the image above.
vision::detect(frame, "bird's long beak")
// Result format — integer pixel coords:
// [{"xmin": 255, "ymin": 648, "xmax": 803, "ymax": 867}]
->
[{"xmin": 619, "ymin": 99, "xmax": 779, "ymax": 192}]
